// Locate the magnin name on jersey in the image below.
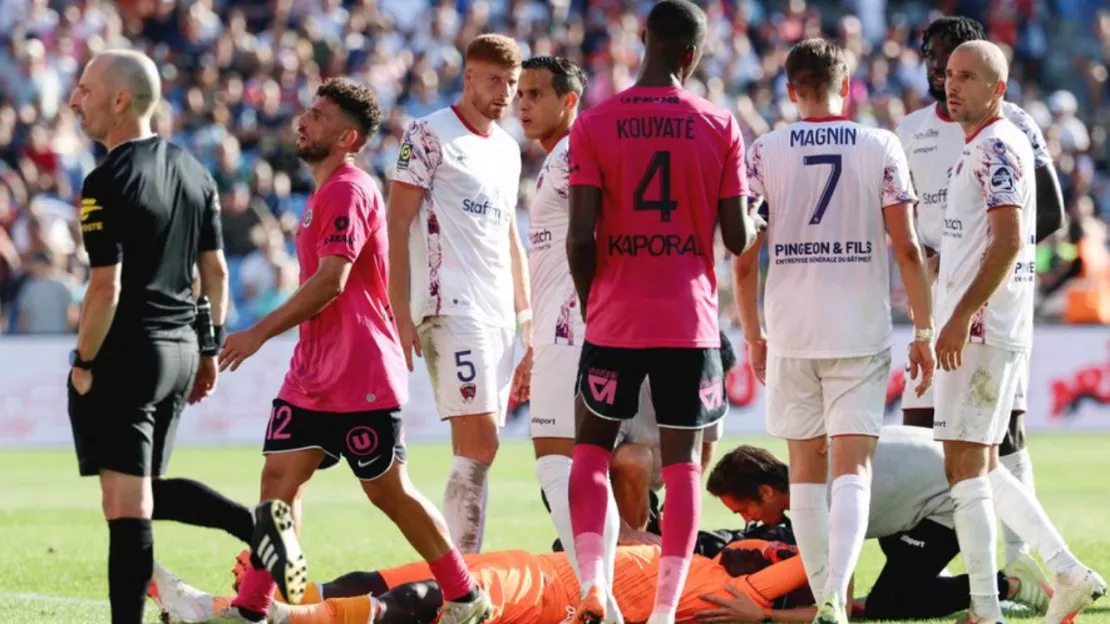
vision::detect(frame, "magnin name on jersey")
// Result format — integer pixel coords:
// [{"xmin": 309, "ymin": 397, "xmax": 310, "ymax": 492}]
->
[
  {"xmin": 789, "ymin": 125, "xmax": 857, "ymax": 147},
  {"xmin": 773, "ymin": 240, "xmax": 872, "ymax": 265},
  {"xmin": 608, "ymin": 233, "xmax": 699, "ymax": 257}
]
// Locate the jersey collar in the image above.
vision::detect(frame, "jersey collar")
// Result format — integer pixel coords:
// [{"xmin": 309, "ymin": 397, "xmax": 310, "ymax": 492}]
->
[
  {"xmin": 451, "ymin": 105, "xmax": 492, "ymax": 138},
  {"xmin": 801, "ymin": 116, "xmax": 849, "ymax": 123},
  {"xmin": 964, "ymin": 116, "xmax": 1004, "ymax": 143}
]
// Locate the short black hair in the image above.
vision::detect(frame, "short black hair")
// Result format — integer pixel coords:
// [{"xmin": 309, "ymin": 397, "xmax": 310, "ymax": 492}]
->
[
  {"xmin": 317, "ymin": 77, "xmax": 381, "ymax": 146},
  {"xmin": 785, "ymin": 38, "xmax": 849, "ymax": 99},
  {"xmin": 706, "ymin": 445, "xmax": 790, "ymax": 502},
  {"xmin": 922, "ymin": 16, "xmax": 986, "ymax": 55},
  {"xmin": 646, "ymin": 0, "xmax": 708, "ymax": 51},
  {"xmin": 522, "ymin": 56, "xmax": 588, "ymax": 98}
]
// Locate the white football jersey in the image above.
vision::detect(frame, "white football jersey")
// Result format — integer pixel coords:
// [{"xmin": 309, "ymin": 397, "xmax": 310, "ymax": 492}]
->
[
  {"xmin": 394, "ymin": 107, "xmax": 522, "ymax": 329},
  {"xmin": 747, "ymin": 118, "xmax": 916, "ymax": 358},
  {"xmin": 897, "ymin": 102, "xmax": 1049, "ymax": 250},
  {"xmin": 937, "ymin": 118, "xmax": 1037, "ymax": 352},
  {"xmin": 527, "ymin": 135, "xmax": 584, "ymax": 346}
]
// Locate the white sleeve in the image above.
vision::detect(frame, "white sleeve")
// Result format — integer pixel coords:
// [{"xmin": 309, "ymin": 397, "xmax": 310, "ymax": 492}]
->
[
  {"xmin": 744, "ymin": 137, "xmax": 768, "ymax": 218},
  {"xmin": 393, "ymin": 119, "xmax": 443, "ymax": 189},
  {"xmin": 1004, "ymin": 105, "xmax": 1051, "ymax": 169}
]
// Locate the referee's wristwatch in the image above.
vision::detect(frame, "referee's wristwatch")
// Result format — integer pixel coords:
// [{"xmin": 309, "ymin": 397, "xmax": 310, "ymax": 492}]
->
[{"xmin": 69, "ymin": 350, "xmax": 94, "ymax": 370}]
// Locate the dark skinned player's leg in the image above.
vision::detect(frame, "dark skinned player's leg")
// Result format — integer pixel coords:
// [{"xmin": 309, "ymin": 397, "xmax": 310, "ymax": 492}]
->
[
  {"xmin": 903, "ymin": 407, "xmax": 935, "ymax": 428},
  {"xmin": 569, "ymin": 398, "xmax": 624, "ymax": 618},
  {"xmin": 375, "ymin": 581, "xmax": 443, "ymax": 624},
  {"xmin": 316, "ymin": 571, "xmax": 390, "ymax": 599},
  {"xmin": 652, "ymin": 426, "xmax": 704, "ymax": 619}
]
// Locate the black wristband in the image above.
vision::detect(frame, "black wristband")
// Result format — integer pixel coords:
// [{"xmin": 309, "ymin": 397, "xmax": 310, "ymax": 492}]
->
[
  {"xmin": 213, "ymin": 325, "xmax": 227, "ymax": 352},
  {"xmin": 195, "ymin": 295, "xmax": 218, "ymax": 356}
]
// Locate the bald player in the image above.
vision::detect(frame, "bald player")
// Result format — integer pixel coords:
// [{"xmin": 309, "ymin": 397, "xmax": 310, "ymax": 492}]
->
[
  {"xmin": 934, "ymin": 40, "xmax": 1104, "ymax": 623},
  {"xmin": 67, "ymin": 50, "xmax": 234, "ymax": 623},
  {"xmin": 896, "ymin": 15, "xmax": 1065, "ymax": 567}
]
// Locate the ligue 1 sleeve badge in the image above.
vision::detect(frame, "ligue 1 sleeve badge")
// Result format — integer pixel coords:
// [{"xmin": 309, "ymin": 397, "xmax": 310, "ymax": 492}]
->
[{"xmin": 302, "ymin": 208, "xmax": 313, "ymax": 228}]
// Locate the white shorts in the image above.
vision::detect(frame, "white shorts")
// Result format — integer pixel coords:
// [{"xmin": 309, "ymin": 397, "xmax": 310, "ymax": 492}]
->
[
  {"xmin": 766, "ymin": 351, "xmax": 891, "ymax": 440},
  {"xmin": 618, "ymin": 379, "xmax": 725, "ymax": 492},
  {"xmin": 417, "ymin": 315, "xmax": 514, "ymax": 423},
  {"xmin": 900, "ymin": 344, "xmax": 1028, "ymax": 412},
  {"xmin": 933, "ymin": 343, "xmax": 1025, "ymax": 445},
  {"xmin": 530, "ymin": 344, "xmax": 580, "ymax": 439}
]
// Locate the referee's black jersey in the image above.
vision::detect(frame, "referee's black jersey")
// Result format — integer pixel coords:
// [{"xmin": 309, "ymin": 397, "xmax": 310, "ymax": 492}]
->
[{"xmin": 79, "ymin": 136, "xmax": 222, "ymax": 342}]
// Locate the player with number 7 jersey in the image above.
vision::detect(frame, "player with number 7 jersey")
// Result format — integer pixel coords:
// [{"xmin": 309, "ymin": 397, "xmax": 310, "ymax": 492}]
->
[{"xmin": 731, "ymin": 39, "xmax": 935, "ymax": 624}]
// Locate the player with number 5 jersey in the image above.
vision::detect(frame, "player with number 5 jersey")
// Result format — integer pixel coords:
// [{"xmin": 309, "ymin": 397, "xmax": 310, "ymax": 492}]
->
[
  {"xmin": 565, "ymin": 3, "xmax": 759, "ymax": 623},
  {"xmin": 732, "ymin": 39, "xmax": 935, "ymax": 624}
]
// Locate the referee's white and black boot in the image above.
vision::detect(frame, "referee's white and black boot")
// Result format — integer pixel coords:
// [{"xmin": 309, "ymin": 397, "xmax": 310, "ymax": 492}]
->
[{"xmin": 252, "ymin": 499, "xmax": 308, "ymax": 605}]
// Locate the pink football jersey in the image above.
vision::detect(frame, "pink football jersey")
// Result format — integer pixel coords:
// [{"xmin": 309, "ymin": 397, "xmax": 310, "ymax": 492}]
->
[{"xmin": 568, "ymin": 86, "xmax": 747, "ymax": 348}]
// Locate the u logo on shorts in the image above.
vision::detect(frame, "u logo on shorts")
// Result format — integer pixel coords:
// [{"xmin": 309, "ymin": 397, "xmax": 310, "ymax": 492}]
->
[{"xmin": 346, "ymin": 426, "xmax": 380, "ymax": 456}]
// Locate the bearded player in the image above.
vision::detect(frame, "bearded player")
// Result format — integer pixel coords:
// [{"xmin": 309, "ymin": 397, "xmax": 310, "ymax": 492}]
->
[
  {"xmin": 216, "ymin": 78, "xmax": 491, "ymax": 624},
  {"xmin": 895, "ymin": 15, "xmax": 1065, "ymax": 568},
  {"xmin": 566, "ymin": 2, "xmax": 759, "ymax": 622},
  {"xmin": 388, "ymin": 34, "xmax": 529, "ymax": 557}
]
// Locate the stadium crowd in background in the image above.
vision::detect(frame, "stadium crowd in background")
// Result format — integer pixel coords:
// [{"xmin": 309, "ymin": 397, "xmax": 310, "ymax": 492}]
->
[{"xmin": 0, "ymin": 0, "xmax": 1108, "ymax": 335}]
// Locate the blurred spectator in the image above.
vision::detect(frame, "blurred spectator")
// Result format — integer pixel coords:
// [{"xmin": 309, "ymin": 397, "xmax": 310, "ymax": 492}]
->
[
  {"xmin": 12, "ymin": 250, "xmax": 78, "ymax": 334},
  {"xmin": 0, "ymin": 0, "xmax": 1106, "ymax": 334}
]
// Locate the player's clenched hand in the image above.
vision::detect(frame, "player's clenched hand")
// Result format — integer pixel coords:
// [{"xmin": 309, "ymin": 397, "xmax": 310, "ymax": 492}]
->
[
  {"xmin": 907, "ymin": 339, "xmax": 936, "ymax": 397},
  {"xmin": 395, "ymin": 317, "xmax": 422, "ymax": 372},
  {"xmin": 696, "ymin": 583, "xmax": 764, "ymax": 621},
  {"xmin": 936, "ymin": 313, "xmax": 972, "ymax": 372},
  {"xmin": 510, "ymin": 348, "xmax": 533, "ymax": 403},
  {"xmin": 746, "ymin": 335, "xmax": 767, "ymax": 385},
  {"xmin": 189, "ymin": 356, "xmax": 218, "ymax": 404},
  {"xmin": 219, "ymin": 328, "xmax": 265, "ymax": 372}
]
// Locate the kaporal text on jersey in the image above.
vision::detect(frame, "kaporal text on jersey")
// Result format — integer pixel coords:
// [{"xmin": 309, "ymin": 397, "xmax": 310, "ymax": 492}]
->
[
  {"xmin": 790, "ymin": 126, "xmax": 858, "ymax": 148},
  {"xmin": 616, "ymin": 115, "xmax": 695, "ymax": 140}
]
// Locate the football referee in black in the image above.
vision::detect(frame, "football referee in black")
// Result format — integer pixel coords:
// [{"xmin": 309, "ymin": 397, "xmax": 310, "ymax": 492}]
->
[{"xmin": 66, "ymin": 49, "xmax": 259, "ymax": 624}]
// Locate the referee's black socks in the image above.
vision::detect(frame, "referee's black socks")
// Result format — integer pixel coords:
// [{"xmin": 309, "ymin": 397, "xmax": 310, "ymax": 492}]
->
[
  {"xmin": 153, "ymin": 477, "xmax": 254, "ymax": 544},
  {"xmin": 108, "ymin": 518, "xmax": 153, "ymax": 624}
]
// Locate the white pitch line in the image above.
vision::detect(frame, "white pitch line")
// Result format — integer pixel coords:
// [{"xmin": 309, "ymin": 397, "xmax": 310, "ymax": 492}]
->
[{"xmin": 0, "ymin": 591, "xmax": 110, "ymax": 607}]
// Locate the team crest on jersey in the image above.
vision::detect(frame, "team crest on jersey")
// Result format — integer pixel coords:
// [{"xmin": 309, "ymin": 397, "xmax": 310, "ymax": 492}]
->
[
  {"xmin": 460, "ymin": 383, "xmax": 477, "ymax": 402},
  {"xmin": 397, "ymin": 142, "xmax": 413, "ymax": 170},
  {"xmin": 990, "ymin": 165, "xmax": 1014, "ymax": 192},
  {"xmin": 302, "ymin": 208, "xmax": 313, "ymax": 228}
]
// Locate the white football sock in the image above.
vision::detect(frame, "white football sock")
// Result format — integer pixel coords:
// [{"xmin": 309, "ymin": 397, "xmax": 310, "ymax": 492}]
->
[
  {"xmin": 987, "ymin": 465, "xmax": 1080, "ymax": 579},
  {"xmin": 999, "ymin": 449, "xmax": 1035, "ymax": 564},
  {"xmin": 789, "ymin": 482, "xmax": 830, "ymax": 601},
  {"xmin": 826, "ymin": 474, "xmax": 870, "ymax": 603},
  {"xmin": 952, "ymin": 477, "xmax": 1003, "ymax": 620},
  {"xmin": 536, "ymin": 455, "xmax": 579, "ymax": 575},
  {"xmin": 443, "ymin": 456, "xmax": 490, "ymax": 554}
]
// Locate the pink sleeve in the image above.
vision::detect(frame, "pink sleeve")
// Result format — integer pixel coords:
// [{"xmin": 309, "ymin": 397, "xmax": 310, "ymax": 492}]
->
[
  {"xmin": 315, "ymin": 182, "xmax": 371, "ymax": 262},
  {"xmin": 882, "ymin": 142, "xmax": 917, "ymax": 208},
  {"xmin": 568, "ymin": 117, "xmax": 602, "ymax": 188},
  {"xmin": 719, "ymin": 116, "xmax": 748, "ymax": 199},
  {"xmin": 393, "ymin": 120, "xmax": 442, "ymax": 189},
  {"xmin": 973, "ymin": 140, "xmax": 1028, "ymax": 211}
]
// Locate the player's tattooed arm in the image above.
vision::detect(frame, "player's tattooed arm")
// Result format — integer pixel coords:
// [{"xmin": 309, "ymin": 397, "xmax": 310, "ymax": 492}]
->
[
  {"xmin": 567, "ymin": 184, "xmax": 601, "ymax": 321},
  {"xmin": 1033, "ymin": 163, "xmax": 1065, "ymax": 243}
]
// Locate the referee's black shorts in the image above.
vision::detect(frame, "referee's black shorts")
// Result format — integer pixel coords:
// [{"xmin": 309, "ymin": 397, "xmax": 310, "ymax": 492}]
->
[{"xmin": 67, "ymin": 328, "xmax": 199, "ymax": 477}]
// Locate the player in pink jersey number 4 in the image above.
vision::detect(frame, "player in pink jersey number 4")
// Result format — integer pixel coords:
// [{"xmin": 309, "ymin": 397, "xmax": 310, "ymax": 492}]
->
[
  {"xmin": 563, "ymin": 2, "xmax": 759, "ymax": 623},
  {"xmin": 216, "ymin": 78, "xmax": 492, "ymax": 624}
]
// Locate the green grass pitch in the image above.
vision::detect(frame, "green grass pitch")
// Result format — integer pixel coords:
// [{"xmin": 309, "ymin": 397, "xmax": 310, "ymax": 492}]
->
[{"xmin": 2, "ymin": 435, "xmax": 1109, "ymax": 623}]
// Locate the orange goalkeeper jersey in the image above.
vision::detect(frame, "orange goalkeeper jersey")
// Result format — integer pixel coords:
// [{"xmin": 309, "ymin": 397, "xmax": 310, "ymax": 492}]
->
[{"xmin": 375, "ymin": 541, "xmax": 807, "ymax": 624}]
